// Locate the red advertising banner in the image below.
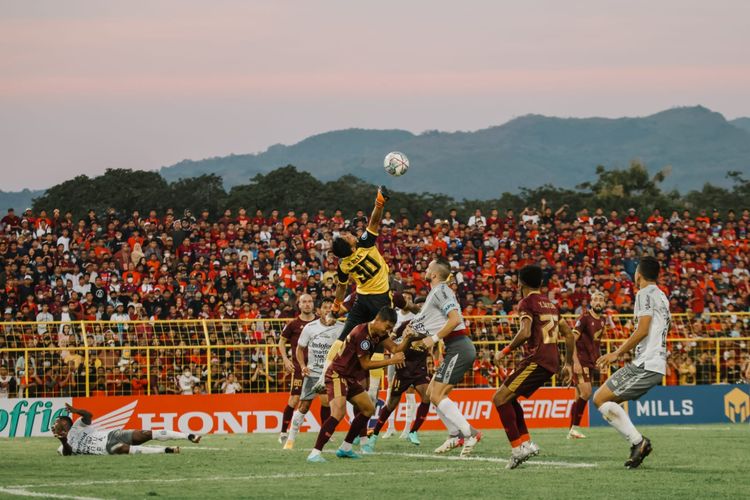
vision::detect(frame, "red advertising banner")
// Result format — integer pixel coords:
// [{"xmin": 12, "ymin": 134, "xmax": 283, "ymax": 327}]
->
[
  {"xmin": 63, "ymin": 387, "xmax": 585, "ymax": 435},
  {"xmin": 1, "ymin": 388, "xmax": 585, "ymax": 437}
]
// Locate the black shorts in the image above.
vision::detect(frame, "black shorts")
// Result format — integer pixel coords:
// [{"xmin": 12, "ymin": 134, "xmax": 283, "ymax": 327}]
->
[
  {"xmin": 504, "ymin": 361, "xmax": 554, "ymax": 398},
  {"xmin": 338, "ymin": 292, "xmax": 392, "ymax": 341},
  {"xmin": 390, "ymin": 371, "xmax": 430, "ymax": 398}
]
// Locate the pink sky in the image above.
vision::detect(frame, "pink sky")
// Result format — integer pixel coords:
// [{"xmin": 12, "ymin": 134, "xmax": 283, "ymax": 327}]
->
[{"xmin": 1, "ymin": 0, "xmax": 749, "ymax": 190}]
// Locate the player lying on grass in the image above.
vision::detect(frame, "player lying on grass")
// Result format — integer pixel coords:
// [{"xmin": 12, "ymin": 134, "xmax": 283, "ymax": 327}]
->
[
  {"xmin": 410, "ymin": 257, "xmax": 482, "ymax": 457},
  {"xmin": 307, "ymin": 307, "xmax": 413, "ymax": 463},
  {"xmin": 53, "ymin": 403, "xmax": 201, "ymax": 456},
  {"xmin": 567, "ymin": 291, "xmax": 608, "ymax": 440},
  {"xmin": 363, "ymin": 317, "xmax": 431, "ymax": 452},
  {"xmin": 284, "ymin": 298, "xmax": 344, "ymax": 450},
  {"xmin": 493, "ymin": 265, "xmax": 576, "ymax": 469},
  {"xmin": 594, "ymin": 256, "xmax": 669, "ymax": 469}
]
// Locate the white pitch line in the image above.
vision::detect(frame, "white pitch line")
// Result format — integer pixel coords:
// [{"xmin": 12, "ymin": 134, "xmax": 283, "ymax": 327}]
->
[
  {"xmin": 261, "ymin": 447, "xmax": 597, "ymax": 469},
  {"xmin": 0, "ymin": 488, "xmax": 106, "ymax": 500},
  {"xmin": 368, "ymin": 451, "xmax": 597, "ymax": 468},
  {"xmin": 7, "ymin": 467, "xmax": 499, "ymax": 492}
]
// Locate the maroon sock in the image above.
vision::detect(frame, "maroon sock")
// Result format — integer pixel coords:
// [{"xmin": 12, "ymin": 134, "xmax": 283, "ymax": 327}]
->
[
  {"xmin": 372, "ymin": 406, "xmax": 395, "ymax": 436},
  {"xmin": 320, "ymin": 405, "xmax": 331, "ymax": 424},
  {"xmin": 313, "ymin": 416, "xmax": 339, "ymax": 451},
  {"xmin": 572, "ymin": 397, "xmax": 587, "ymax": 427},
  {"xmin": 496, "ymin": 402, "xmax": 521, "ymax": 446},
  {"xmin": 281, "ymin": 404, "xmax": 295, "ymax": 433},
  {"xmin": 511, "ymin": 399, "xmax": 528, "ymax": 437},
  {"xmin": 344, "ymin": 413, "xmax": 370, "ymax": 444},
  {"xmin": 410, "ymin": 402, "xmax": 431, "ymax": 433}
]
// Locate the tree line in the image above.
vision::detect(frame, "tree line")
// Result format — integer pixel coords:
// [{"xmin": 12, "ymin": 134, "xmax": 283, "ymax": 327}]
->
[{"xmin": 32, "ymin": 162, "xmax": 750, "ymax": 222}]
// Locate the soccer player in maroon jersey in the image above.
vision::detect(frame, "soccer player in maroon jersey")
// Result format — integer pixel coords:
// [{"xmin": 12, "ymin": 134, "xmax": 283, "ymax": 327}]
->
[
  {"xmin": 493, "ymin": 265, "xmax": 577, "ymax": 469},
  {"xmin": 306, "ymin": 307, "xmax": 413, "ymax": 463},
  {"xmin": 567, "ymin": 291, "xmax": 607, "ymax": 439},
  {"xmin": 362, "ymin": 318, "xmax": 431, "ymax": 452},
  {"xmin": 277, "ymin": 294, "xmax": 317, "ymax": 445}
]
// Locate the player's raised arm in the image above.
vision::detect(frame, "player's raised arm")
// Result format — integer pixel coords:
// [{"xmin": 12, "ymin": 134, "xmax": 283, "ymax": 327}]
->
[
  {"xmin": 65, "ymin": 403, "xmax": 92, "ymax": 425},
  {"xmin": 366, "ymin": 186, "xmax": 390, "ymax": 235}
]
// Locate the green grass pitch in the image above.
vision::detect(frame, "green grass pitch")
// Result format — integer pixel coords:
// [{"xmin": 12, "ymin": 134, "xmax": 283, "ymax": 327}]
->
[{"xmin": 1, "ymin": 425, "xmax": 748, "ymax": 499}]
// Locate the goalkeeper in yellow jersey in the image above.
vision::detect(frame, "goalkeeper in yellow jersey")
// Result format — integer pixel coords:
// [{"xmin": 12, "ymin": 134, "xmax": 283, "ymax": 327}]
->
[{"xmin": 312, "ymin": 186, "xmax": 393, "ymax": 392}]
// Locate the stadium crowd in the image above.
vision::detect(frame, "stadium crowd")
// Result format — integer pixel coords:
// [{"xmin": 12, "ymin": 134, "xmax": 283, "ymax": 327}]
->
[{"xmin": 0, "ymin": 203, "xmax": 749, "ymax": 397}]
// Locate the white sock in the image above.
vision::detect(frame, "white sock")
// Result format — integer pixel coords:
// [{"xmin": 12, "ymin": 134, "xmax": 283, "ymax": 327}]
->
[
  {"xmin": 288, "ymin": 410, "xmax": 306, "ymax": 441},
  {"xmin": 129, "ymin": 445, "xmax": 166, "ymax": 454},
  {"xmin": 340, "ymin": 441, "xmax": 353, "ymax": 452},
  {"xmin": 385, "ymin": 387, "xmax": 396, "ymax": 431},
  {"xmin": 368, "ymin": 377, "xmax": 380, "ymax": 404},
  {"xmin": 435, "ymin": 405, "xmax": 459, "ymax": 436},
  {"xmin": 152, "ymin": 429, "xmax": 189, "ymax": 441},
  {"xmin": 437, "ymin": 398, "xmax": 472, "ymax": 438},
  {"xmin": 360, "ymin": 435, "xmax": 369, "ymax": 446},
  {"xmin": 599, "ymin": 401, "xmax": 643, "ymax": 445},
  {"xmin": 402, "ymin": 393, "xmax": 416, "ymax": 434},
  {"xmin": 308, "ymin": 448, "xmax": 321, "ymax": 458}
]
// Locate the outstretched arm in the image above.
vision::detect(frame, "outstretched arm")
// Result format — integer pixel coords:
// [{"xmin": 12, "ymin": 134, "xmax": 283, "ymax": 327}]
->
[
  {"xmin": 65, "ymin": 403, "xmax": 92, "ymax": 425},
  {"xmin": 366, "ymin": 187, "xmax": 389, "ymax": 234}
]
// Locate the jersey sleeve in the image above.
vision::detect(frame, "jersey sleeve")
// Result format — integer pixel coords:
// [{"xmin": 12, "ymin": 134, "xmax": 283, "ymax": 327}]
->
[
  {"xmin": 281, "ymin": 321, "xmax": 295, "ymax": 340},
  {"xmin": 573, "ymin": 314, "xmax": 585, "ymax": 335},
  {"xmin": 298, "ymin": 324, "xmax": 312, "ymax": 348},
  {"xmin": 336, "ymin": 265, "xmax": 349, "ymax": 285},
  {"xmin": 433, "ymin": 285, "xmax": 460, "ymax": 316},
  {"xmin": 356, "ymin": 229, "xmax": 377, "ymax": 249},
  {"xmin": 517, "ymin": 297, "xmax": 533, "ymax": 322},
  {"xmin": 636, "ymin": 290, "xmax": 654, "ymax": 317},
  {"xmin": 392, "ymin": 291, "xmax": 407, "ymax": 310},
  {"xmin": 354, "ymin": 330, "xmax": 374, "ymax": 358}
]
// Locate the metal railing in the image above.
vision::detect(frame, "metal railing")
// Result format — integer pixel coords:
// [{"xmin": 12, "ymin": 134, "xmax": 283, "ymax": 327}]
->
[{"xmin": 0, "ymin": 313, "xmax": 747, "ymax": 397}]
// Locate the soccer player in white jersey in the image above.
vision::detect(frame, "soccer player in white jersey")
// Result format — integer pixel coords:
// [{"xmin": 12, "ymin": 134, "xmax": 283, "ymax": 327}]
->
[
  {"xmin": 53, "ymin": 403, "xmax": 200, "ymax": 456},
  {"xmin": 409, "ymin": 257, "xmax": 481, "ymax": 457},
  {"xmin": 595, "ymin": 256, "xmax": 670, "ymax": 469},
  {"xmin": 284, "ymin": 298, "xmax": 344, "ymax": 450}
]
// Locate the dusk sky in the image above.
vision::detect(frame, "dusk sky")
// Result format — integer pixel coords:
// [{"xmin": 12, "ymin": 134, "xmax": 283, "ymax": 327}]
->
[{"xmin": 1, "ymin": 0, "xmax": 749, "ymax": 191}]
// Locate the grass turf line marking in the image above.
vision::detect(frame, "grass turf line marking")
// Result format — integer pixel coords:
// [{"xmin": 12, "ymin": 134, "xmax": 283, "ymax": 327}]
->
[
  {"xmin": 0, "ymin": 488, "xmax": 106, "ymax": 500},
  {"xmin": 262, "ymin": 448, "xmax": 597, "ymax": 469},
  {"xmin": 8, "ymin": 467, "xmax": 499, "ymax": 491}
]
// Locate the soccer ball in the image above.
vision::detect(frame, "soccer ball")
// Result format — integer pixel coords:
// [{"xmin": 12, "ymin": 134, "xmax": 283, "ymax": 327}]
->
[{"xmin": 384, "ymin": 151, "xmax": 409, "ymax": 177}]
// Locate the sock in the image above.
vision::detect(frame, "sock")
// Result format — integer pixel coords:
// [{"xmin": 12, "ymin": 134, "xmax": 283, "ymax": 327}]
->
[
  {"xmin": 571, "ymin": 397, "xmax": 587, "ymax": 428},
  {"xmin": 599, "ymin": 401, "xmax": 642, "ymax": 445},
  {"xmin": 129, "ymin": 445, "xmax": 166, "ymax": 454},
  {"xmin": 340, "ymin": 440, "xmax": 353, "ymax": 452},
  {"xmin": 496, "ymin": 402, "xmax": 523, "ymax": 448},
  {"xmin": 308, "ymin": 449, "xmax": 321, "ymax": 458},
  {"xmin": 385, "ymin": 388, "xmax": 396, "ymax": 432},
  {"xmin": 152, "ymin": 429, "xmax": 189, "ymax": 441},
  {"xmin": 288, "ymin": 410, "xmax": 306, "ymax": 441},
  {"xmin": 511, "ymin": 399, "xmax": 529, "ymax": 442},
  {"xmin": 436, "ymin": 398, "xmax": 472, "ymax": 438},
  {"xmin": 403, "ymin": 393, "xmax": 416, "ymax": 433},
  {"xmin": 313, "ymin": 416, "xmax": 339, "ymax": 451},
  {"xmin": 435, "ymin": 406, "xmax": 459, "ymax": 436},
  {"xmin": 368, "ymin": 377, "xmax": 380, "ymax": 404},
  {"xmin": 410, "ymin": 402, "xmax": 430, "ymax": 433},
  {"xmin": 373, "ymin": 405, "xmax": 395, "ymax": 435},
  {"xmin": 281, "ymin": 405, "xmax": 295, "ymax": 433},
  {"xmin": 343, "ymin": 413, "xmax": 370, "ymax": 446},
  {"xmin": 320, "ymin": 405, "xmax": 331, "ymax": 424}
]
